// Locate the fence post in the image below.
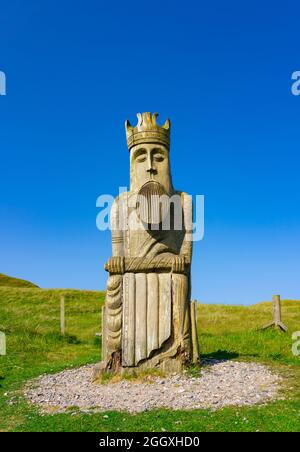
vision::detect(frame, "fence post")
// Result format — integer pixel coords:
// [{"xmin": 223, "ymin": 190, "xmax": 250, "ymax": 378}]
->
[
  {"xmin": 260, "ymin": 295, "xmax": 288, "ymax": 332},
  {"xmin": 60, "ymin": 295, "xmax": 65, "ymax": 336}
]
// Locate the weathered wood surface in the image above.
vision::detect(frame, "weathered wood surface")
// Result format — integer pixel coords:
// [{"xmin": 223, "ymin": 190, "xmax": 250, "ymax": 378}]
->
[{"xmin": 191, "ymin": 300, "xmax": 200, "ymax": 363}]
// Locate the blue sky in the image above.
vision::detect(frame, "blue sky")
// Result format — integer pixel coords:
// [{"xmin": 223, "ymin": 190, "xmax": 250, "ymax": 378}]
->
[{"xmin": 0, "ymin": 0, "xmax": 299, "ymax": 304}]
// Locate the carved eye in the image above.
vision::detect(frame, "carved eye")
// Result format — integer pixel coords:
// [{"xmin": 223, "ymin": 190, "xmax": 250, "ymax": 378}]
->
[
  {"xmin": 136, "ymin": 155, "xmax": 147, "ymax": 163},
  {"xmin": 134, "ymin": 149, "xmax": 147, "ymax": 163},
  {"xmin": 153, "ymin": 153, "xmax": 164, "ymax": 162}
]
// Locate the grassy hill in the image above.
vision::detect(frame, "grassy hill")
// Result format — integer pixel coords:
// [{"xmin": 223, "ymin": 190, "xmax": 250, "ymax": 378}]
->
[
  {"xmin": 0, "ymin": 273, "xmax": 39, "ymax": 288},
  {"xmin": 0, "ymin": 285, "xmax": 299, "ymax": 432}
]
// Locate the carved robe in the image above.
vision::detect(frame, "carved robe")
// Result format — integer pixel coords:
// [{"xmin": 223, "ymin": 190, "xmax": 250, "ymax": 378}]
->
[{"xmin": 102, "ymin": 191, "xmax": 194, "ymax": 371}]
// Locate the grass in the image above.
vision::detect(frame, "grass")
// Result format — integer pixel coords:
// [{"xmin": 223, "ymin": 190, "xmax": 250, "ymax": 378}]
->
[
  {"xmin": 0, "ymin": 273, "xmax": 39, "ymax": 288},
  {"xmin": 0, "ymin": 285, "xmax": 300, "ymax": 432}
]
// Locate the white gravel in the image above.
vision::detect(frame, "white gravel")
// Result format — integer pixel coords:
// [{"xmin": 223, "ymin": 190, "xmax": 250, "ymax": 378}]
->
[{"xmin": 24, "ymin": 360, "xmax": 281, "ymax": 414}]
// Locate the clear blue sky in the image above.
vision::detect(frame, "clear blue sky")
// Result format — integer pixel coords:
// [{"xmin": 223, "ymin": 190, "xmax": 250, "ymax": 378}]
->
[{"xmin": 0, "ymin": 0, "xmax": 299, "ymax": 304}]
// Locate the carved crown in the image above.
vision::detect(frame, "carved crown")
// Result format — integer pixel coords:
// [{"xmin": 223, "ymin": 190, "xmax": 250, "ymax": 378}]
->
[{"xmin": 125, "ymin": 112, "xmax": 170, "ymax": 151}]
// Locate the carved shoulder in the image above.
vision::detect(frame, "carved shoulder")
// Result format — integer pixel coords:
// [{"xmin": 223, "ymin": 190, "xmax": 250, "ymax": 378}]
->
[
  {"xmin": 174, "ymin": 191, "xmax": 193, "ymax": 224},
  {"xmin": 110, "ymin": 191, "xmax": 129, "ymax": 228}
]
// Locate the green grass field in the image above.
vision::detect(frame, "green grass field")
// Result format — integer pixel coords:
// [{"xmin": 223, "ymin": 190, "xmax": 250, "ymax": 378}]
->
[
  {"xmin": 0, "ymin": 276, "xmax": 300, "ymax": 432},
  {"xmin": 0, "ymin": 273, "xmax": 39, "ymax": 288}
]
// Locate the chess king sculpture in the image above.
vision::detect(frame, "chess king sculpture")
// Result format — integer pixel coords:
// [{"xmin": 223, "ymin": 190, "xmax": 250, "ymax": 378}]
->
[{"xmin": 98, "ymin": 112, "xmax": 199, "ymax": 376}]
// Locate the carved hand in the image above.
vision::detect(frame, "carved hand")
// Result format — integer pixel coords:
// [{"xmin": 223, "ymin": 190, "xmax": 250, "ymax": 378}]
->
[
  {"xmin": 171, "ymin": 256, "xmax": 186, "ymax": 273},
  {"xmin": 104, "ymin": 257, "xmax": 125, "ymax": 274},
  {"xmin": 105, "ymin": 256, "xmax": 189, "ymax": 274}
]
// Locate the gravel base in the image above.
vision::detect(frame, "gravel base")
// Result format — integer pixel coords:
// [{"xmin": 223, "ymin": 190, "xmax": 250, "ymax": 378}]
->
[{"xmin": 24, "ymin": 360, "xmax": 281, "ymax": 414}]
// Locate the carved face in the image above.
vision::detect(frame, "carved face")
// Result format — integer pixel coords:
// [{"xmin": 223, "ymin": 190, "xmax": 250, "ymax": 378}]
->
[{"xmin": 130, "ymin": 143, "xmax": 173, "ymax": 194}]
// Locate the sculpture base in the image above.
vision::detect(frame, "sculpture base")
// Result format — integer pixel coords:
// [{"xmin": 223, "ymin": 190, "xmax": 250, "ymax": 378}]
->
[{"xmin": 92, "ymin": 354, "xmax": 200, "ymax": 381}]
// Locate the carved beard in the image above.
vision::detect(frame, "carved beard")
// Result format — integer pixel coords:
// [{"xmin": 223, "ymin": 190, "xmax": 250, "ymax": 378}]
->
[{"xmin": 136, "ymin": 181, "xmax": 170, "ymax": 227}]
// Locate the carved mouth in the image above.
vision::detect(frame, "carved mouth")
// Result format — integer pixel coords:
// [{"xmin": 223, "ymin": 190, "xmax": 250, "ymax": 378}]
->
[{"xmin": 137, "ymin": 181, "xmax": 170, "ymax": 226}]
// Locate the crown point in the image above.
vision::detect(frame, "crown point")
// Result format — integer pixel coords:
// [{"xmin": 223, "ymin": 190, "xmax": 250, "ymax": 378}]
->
[
  {"xmin": 125, "ymin": 119, "xmax": 133, "ymax": 134},
  {"xmin": 152, "ymin": 112, "xmax": 158, "ymax": 122},
  {"xmin": 162, "ymin": 118, "xmax": 171, "ymax": 130}
]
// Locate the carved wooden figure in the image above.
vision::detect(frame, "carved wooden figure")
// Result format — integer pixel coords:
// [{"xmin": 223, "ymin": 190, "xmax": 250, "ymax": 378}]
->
[{"xmin": 98, "ymin": 112, "xmax": 199, "ymax": 375}]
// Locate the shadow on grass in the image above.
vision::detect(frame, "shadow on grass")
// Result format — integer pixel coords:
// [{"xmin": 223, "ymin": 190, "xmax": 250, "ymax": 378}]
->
[
  {"xmin": 0, "ymin": 375, "xmax": 5, "ymax": 388},
  {"xmin": 44, "ymin": 332, "xmax": 82, "ymax": 344},
  {"xmin": 201, "ymin": 350, "xmax": 239, "ymax": 361}
]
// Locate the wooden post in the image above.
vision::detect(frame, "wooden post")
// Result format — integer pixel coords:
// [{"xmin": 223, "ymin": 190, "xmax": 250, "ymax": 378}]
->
[
  {"xmin": 0, "ymin": 331, "xmax": 6, "ymax": 356},
  {"xmin": 260, "ymin": 295, "xmax": 288, "ymax": 332},
  {"xmin": 191, "ymin": 300, "xmax": 200, "ymax": 364},
  {"xmin": 273, "ymin": 295, "xmax": 282, "ymax": 325},
  {"xmin": 60, "ymin": 295, "xmax": 65, "ymax": 336}
]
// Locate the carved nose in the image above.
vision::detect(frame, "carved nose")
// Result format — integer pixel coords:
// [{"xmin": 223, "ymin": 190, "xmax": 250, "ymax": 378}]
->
[
  {"xmin": 146, "ymin": 154, "xmax": 155, "ymax": 173},
  {"xmin": 147, "ymin": 154, "xmax": 152, "ymax": 169},
  {"xmin": 147, "ymin": 167, "xmax": 157, "ymax": 175}
]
